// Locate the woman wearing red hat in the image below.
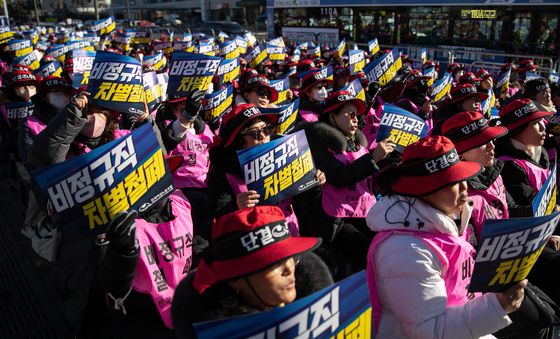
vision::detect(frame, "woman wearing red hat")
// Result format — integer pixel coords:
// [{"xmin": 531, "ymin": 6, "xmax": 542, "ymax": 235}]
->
[
  {"xmin": 395, "ymin": 70, "xmax": 433, "ymax": 123},
  {"xmin": 298, "ymin": 69, "xmax": 333, "ymax": 123},
  {"xmin": 433, "ymin": 84, "xmax": 489, "ymax": 134},
  {"xmin": 367, "ymin": 135, "xmax": 525, "ymax": 338},
  {"xmin": 172, "ymin": 206, "xmax": 332, "ymax": 339},
  {"xmin": 236, "ymin": 74, "xmax": 279, "ymax": 109},
  {"xmin": 496, "ymin": 98, "xmax": 555, "ymax": 217},
  {"xmin": 207, "ymin": 103, "xmax": 325, "ymax": 236},
  {"xmin": 296, "ymin": 91, "xmax": 395, "ymax": 276}
]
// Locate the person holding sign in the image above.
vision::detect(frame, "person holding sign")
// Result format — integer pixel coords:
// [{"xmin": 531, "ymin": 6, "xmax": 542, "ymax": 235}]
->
[
  {"xmin": 236, "ymin": 74, "xmax": 280, "ymax": 109},
  {"xmin": 440, "ymin": 111, "xmax": 509, "ymax": 245},
  {"xmin": 171, "ymin": 206, "xmax": 332, "ymax": 339},
  {"xmin": 367, "ymin": 135, "xmax": 525, "ymax": 338},
  {"xmin": 208, "ymin": 103, "xmax": 325, "ymax": 236},
  {"xmin": 298, "ymin": 69, "xmax": 333, "ymax": 123},
  {"xmin": 433, "ymin": 84, "xmax": 488, "ymax": 132},
  {"xmin": 395, "ymin": 70, "xmax": 433, "ymax": 124},
  {"xmin": 296, "ymin": 91, "xmax": 395, "ymax": 275}
]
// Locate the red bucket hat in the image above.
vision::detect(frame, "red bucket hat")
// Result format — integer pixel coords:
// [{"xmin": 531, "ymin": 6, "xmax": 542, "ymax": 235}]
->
[
  {"xmin": 242, "ymin": 74, "xmax": 279, "ymax": 103},
  {"xmin": 518, "ymin": 59, "xmax": 538, "ymax": 71},
  {"xmin": 448, "ymin": 84, "xmax": 488, "ymax": 105},
  {"xmin": 391, "ymin": 135, "xmax": 483, "ymax": 196},
  {"xmin": 9, "ymin": 70, "xmax": 38, "ymax": 86},
  {"xmin": 476, "ymin": 69, "xmax": 492, "ymax": 80},
  {"xmin": 220, "ymin": 103, "xmax": 279, "ymax": 147},
  {"xmin": 322, "ymin": 90, "xmax": 367, "ymax": 116},
  {"xmin": 447, "ymin": 62, "xmax": 464, "ymax": 74},
  {"xmin": 349, "ymin": 71, "xmax": 369, "ymax": 87},
  {"xmin": 499, "ymin": 98, "xmax": 552, "ymax": 132},
  {"xmin": 300, "ymin": 70, "xmax": 333, "ymax": 94},
  {"xmin": 458, "ymin": 72, "xmax": 481, "ymax": 85},
  {"xmin": 441, "ymin": 111, "xmax": 508, "ymax": 153},
  {"xmin": 193, "ymin": 206, "xmax": 321, "ymax": 293},
  {"xmin": 39, "ymin": 75, "xmax": 72, "ymax": 93},
  {"xmin": 404, "ymin": 69, "xmax": 431, "ymax": 88}
]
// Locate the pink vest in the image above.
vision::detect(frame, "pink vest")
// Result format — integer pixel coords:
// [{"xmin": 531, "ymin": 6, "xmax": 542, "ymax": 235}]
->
[
  {"xmin": 322, "ymin": 146, "xmax": 377, "ymax": 218},
  {"xmin": 226, "ymin": 173, "xmax": 300, "ymax": 236},
  {"xmin": 468, "ymin": 174, "xmax": 509, "ymax": 245},
  {"xmin": 26, "ymin": 116, "xmax": 47, "ymax": 136},
  {"xmin": 299, "ymin": 109, "xmax": 319, "ymax": 123},
  {"xmin": 132, "ymin": 190, "xmax": 194, "ymax": 328},
  {"xmin": 367, "ymin": 230, "xmax": 475, "ymax": 333},
  {"xmin": 170, "ymin": 125, "xmax": 214, "ymax": 189},
  {"xmin": 362, "ymin": 106, "xmax": 382, "ymax": 151},
  {"xmin": 499, "ymin": 156, "xmax": 550, "ymax": 193}
]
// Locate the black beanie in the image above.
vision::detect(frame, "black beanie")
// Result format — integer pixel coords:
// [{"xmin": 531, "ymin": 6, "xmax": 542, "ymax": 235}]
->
[{"xmin": 523, "ymin": 78, "xmax": 549, "ymax": 98}]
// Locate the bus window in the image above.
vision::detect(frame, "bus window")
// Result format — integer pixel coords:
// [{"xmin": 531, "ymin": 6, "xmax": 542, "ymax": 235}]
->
[
  {"xmin": 356, "ymin": 10, "xmax": 395, "ymax": 44},
  {"xmin": 513, "ymin": 13, "xmax": 531, "ymax": 49},
  {"xmin": 408, "ymin": 7, "xmax": 449, "ymax": 44},
  {"xmin": 535, "ymin": 14, "xmax": 558, "ymax": 55},
  {"xmin": 452, "ymin": 10, "xmax": 503, "ymax": 46}
]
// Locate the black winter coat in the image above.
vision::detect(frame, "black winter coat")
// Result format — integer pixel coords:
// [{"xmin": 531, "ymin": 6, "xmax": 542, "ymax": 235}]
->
[{"xmin": 171, "ymin": 252, "xmax": 333, "ymax": 339}]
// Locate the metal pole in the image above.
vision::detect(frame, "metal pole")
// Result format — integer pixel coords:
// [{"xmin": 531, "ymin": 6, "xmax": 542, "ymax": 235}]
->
[
  {"xmin": 125, "ymin": 0, "xmax": 130, "ymax": 21},
  {"xmin": 2, "ymin": 0, "xmax": 9, "ymax": 23},
  {"xmin": 33, "ymin": 0, "xmax": 40, "ymax": 25},
  {"xmin": 93, "ymin": 0, "xmax": 99, "ymax": 20}
]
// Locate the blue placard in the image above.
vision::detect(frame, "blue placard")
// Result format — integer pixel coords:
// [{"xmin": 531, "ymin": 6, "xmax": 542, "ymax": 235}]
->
[
  {"xmin": 0, "ymin": 101, "xmax": 35, "ymax": 128},
  {"xmin": 168, "ymin": 51, "xmax": 221, "ymax": 96},
  {"xmin": 368, "ymin": 38, "xmax": 380, "ymax": 56},
  {"xmin": 244, "ymin": 43, "xmax": 269, "ymax": 69},
  {"xmin": 194, "ymin": 271, "xmax": 372, "ymax": 339},
  {"xmin": 269, "ymin": 76, "xmax": 290, "ymax": 104},
  {"xmin": 31, "ymin": 124, "xmax": 174, "ymax": 236},
  {"xmin": 376, "ymin": 104, "xmax": 428, "ymax": 152},
  {"xmin": 469, "ymin": 212, "xmax": 560, "ymax": 293},
  {"xmin": 87, "ymin": 51, "xmax": 146, "ymax": 115},
  {"xmin": 203, "ymin": 85, "xmax": 234, "ymax": 121},
  {"xmin": 349, "ymin": 49, "xmax": 365, "ymax": 74},
  {"xmin": 72, "ymin": 49, "xmax": 96, "ymax": 89},
  {"xmin": 260, "ymin": 98, "xmax": 300, "ymax": 135},
  {"xmin": 363, "ymin": 48, "xmax": 402, "ymax": 86},
  {"xmin": 532, "ymin": 162, "xmax": 557, "ymax": 217},
  {"xmin": 341, "ymin": 78, "xmax": 366, "ymax": 102},
  {"xmin": 431, "ymin": 72, "xmax": 452, "ymax": 103},
  {"xmin": 494, "ymin": 67, "xmax": 511, "ymax": 95},
  {"xmin": 34, "ymin": 61, "xmax": 62, "ymax": 78},
  {"xmin": 237, "ymin": 130, "xmax": 317, "ymax": 205}
]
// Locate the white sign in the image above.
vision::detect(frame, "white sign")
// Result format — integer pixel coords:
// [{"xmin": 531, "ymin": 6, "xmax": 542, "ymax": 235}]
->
[{"xmin": 281, "ymin": 27, "xmax": 339, "ymax": 45}]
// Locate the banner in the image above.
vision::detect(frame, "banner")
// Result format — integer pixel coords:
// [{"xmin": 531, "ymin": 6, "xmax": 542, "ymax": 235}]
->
[
  {"xmin": 0, "ymin": 101, "xmax": 34, "ymax": 128},
  {"xmin": 431, "ymin": 72, "xmax": 452, "ymax": 103},
  {"xmin": 468, "ymin": 212, "xmax": 560, "ymax": 293},
  {"xmin": 349, "ymin": 49, "xmax": 365, "ymax": 74},
  {"xmin": 220, "ymin": 40, "xmax": 239, "ymax": 59},
  {"xmin": 127, "ymin": 29, "xmax": 150, "ymax": 45},
  {"xmin": 525, "ymin": 72, "xmax": 543, "ymax": 81},
  {"xmin": 92, "ymin": 17, "xmax": 115, "ymax": 35},
  {"xmin": 494, "ymin": 67, "xmax": 511, "ymax": 96},
  {"xmin": 203, "ymin": 85, "xmax": 233, "ymax": 121},
  {"xmin": 269, "ymin": 76, "xmax": 290, "ymax": 104},
  {"xmin": 238, "ymin": 130, "xmax": 317, "ymax": 205},
  {"xmin": 217, "ymin": 57, "xmax": 240, "ymax": 84},
  {"xmin": 260, "ymin": 99, "xmax": 299, "ymax": 135},
  {"xmin": 194, "ymin": 271, "xmax": 371, "ymax": 339},
  {"xmin": 46, "ymin": 43, "xmax": 68, "ymax": 62},
  {"xmin": 87, "ymin": 51, "xmax": 146, "ymax": 115},
  {"xmin": 12, "ymin": 50, "xmax": 42, "ymax": 70},
  {"xmin": 368, "ymin": 38, "xmax": 380, "ymax": 56},
  {"xmin": 31, "ymin": 124, "xmax": 174, "ymax": 236},
  {"xmin": 376, "ymin": 104, "xmax": 429, "ymax": 152},
  {"xmin": 72, "ymin": 49, "xmax": 96, "ymax": 89},
  {"xmin": 66, "ymin": 40, "xmax": 95, "ymax": 53},
  {"xmin": 267, "ymin": 44, "xmax": 286, "ymax": 63},
  {"xmin": 244, "ymin": 44, "xmax": 269, "ymax": 69},
  {"xmin": 0, "ymin": 31, "xmax": 14, "ymax": 44},
  {"xmin": 143, "ymin": 51, "xmax": 166, "ymax": 71},
  {"xmin": 144, "ymin": 71, "xmax": 165, "ymax": 112},
  {"xmin": 34, "ymin": 61, "xmax": 62, "ymax": 78},
  {"xmin": 341, "ymin": 78, "xmax": 366, "ymax": 102},
  {"xmin": 363, "ymin": 48, "xmax": 402, "ymax": 87},
  {"xmin": 151, "ymin": 41, "xmax": 172, "ymax": 52},
  {"xmin": 8, "ymin": 39, "xmax": 33, "ymax": 57},
  {"xmin": 532, "ymin": 162, "xmax": 557, "ymax": 217},
  {"xmin": 167, "ymin": 51, "xmax": 220, "ymax": 96}
]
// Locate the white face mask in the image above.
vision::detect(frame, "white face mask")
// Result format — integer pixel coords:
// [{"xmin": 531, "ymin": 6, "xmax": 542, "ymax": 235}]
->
[
  {"xmin": 47, "ymin": 92, "xmax": 70, "ymax": 110},
  {"xmin": 311, "ymin": 86, "xmax": 328, "ymax": 102},
  {"xmin": 15, "ymin": 85, "xmax": 37, "ymax": 101},
  {"xmin": 206, "ymin": 82, "xmax": 214, "ymax": 95}
]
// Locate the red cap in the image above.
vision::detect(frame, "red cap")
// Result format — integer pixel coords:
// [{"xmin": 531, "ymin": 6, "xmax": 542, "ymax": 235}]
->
[
  {"xmin": 475, "ymin": 69, "xmax": 492, "ymax": 80},
  {"xmin": 242, "ymin": 74, "xmax": 279, "ymax": 103},
  {"xmin": 391, "ymin": 135, "xmax": 483, "ymax": 196},
  {"xmin": 448, "ymin": 84, "xmax": 488, "ymax": 105},
  {"xmin": 220, "ymin": 104, "xmax": 279, "ymax": 148},
  {"xmin": 458, "ymin": 72, "xmax": 481, "ymax": 85},
  {"xmin": 441, "ymin": 111, "xmax": 508, "ymax": 153},
  {"xmin": 300, "ymin": 69, "xmax": 333, "ymax": 94},
  {"xmin": 193, "ymin": 206, "xmax": 321, "ymax": 293},
  {"xmin": 322, "ymin": 90, "xmax": 367, "ymax": 116},
  {"xmin": 10, "ymin": 70, "xmax": 38, "ymax": 86},
  {"xmin": 499, "ymin": 98, "xmax": 552, "ymax": 132},
  {"xmin": 404, "ymin": 70, "xmax": 431, "ymax": 88}
]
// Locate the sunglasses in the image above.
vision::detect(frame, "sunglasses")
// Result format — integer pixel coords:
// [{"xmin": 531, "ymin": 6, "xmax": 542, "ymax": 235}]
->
[
  {"xmin": 253, "ymin": 87, "xmax": 271, "ymax": 99},
  {"xmin": 315, "ymin": 83, "xmax": 327, "ymax": 90},
  {"xmin": 241, "ymin": 124, "xmax": 272, "ymax": 140}
]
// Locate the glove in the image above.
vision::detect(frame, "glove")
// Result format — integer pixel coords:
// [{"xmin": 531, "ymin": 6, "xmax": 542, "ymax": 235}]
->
[
  {"xmin": 105, "ymin": 210, "xmax": 139, "ymax": 255},
  {"xmin": 367, "ymin": 81, "xmax": 381, "ymax": 99},
  {"xmin": 181, "ymin": 90, "xmax": 206, "ymax": 122}
]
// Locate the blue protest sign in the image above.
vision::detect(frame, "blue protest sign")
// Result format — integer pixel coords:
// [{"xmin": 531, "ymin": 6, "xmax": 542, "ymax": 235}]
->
[
  {"xmin": 267, "ymin": 44, "xmax": 286, "ymax": 63},
  {"xmin": 368, "ymin": 38, "xmax": 380, "ymax": 56},
  {"xmin": 376, "ymin": 104, "xmax": 429, "ymax": 152},
  {"xmin": 168, "ymin": 51, "xmax": 221, "ymax": 96},
  {"xmin": 363, "ymin": 48, "xmax": 402, "ymax": 86},
  {"xmin": 431, "ymin": 72, "xmax": 452, "ymax": 103},
  {"xmin": 269, "ymin": 76, "xmax": 290, "ymax": 104},
  {"xmin": 260, "ymin": 99, "xmax": 300, "ymax": 135},
  {"xmin": 87, "ymin": 51, "xmax": 146, "ymax": 115},
  {"xmin": 143, "ymin": 51, "xmax": 166, "ymax": 71},
  {"xmin": 237, "ymin": 130, "xmax": 317, "ymax": 205},
  {"xmin": 220, "ymin": 40, "xmax": 239, "ymax": 59},
  {"xmin": 217, "ymin": 57, "xmax": 240, "ymax": 84},
  {"xmin": 34, "ymin": 61, "xmax": 62, "ymax": 78},
  {"xmin": 494, "ymin": 67, "xmax": 511, "ymax": 96},
  {"xmin": 244, "ymin": 43, "xmax": 269, "ymax": 69},
  {"xmin": 72, "ymin": 49, "xmax": 96, "ymax": 89},
  {"xmin": 349, "ymin": 49, "xmax": 365, "ymax": 74},
  {"xmin": 31, "ymin": 124, "xmax": 174, "ymax": 236},
  {"xmin": 469, "ymin": 212, "xmax": 560, "ymax": 293},
  {"xmin": 532, "ymin": 162, "xmax": 557, "ymax": 217},
  {"xmin": 194, "ymin": 271, "xmax": 371, "ymax": 339},
  {"xmin": 342, "ymin": 78, "xmax": 366, "ymax": 102},
  {"xmin": 203, "ymin": 85, "xmax": 233, "ymax": 121},
  {"xmin": 0, "ymin": 101, "xmax": 35, "ymax": 128}
]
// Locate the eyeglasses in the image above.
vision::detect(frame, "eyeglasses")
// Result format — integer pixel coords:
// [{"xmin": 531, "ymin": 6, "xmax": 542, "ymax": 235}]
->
[
  {"xmin": 241, "ymin": 124, "xmax": 272, "ymax": 140},
  {"xmin": 340, "ymin": 111, "xmax": 357, "ymax": 119},
  {"xmin": 254, "ymin": 87, "xmax": 271, "ymax": 99},
  {"xmin": 315, "ymin": 83, "xmax": 327, "ymax": 90},
  {"xmin": 266, "ymin": 256, "xmax": 301, "ymax": 276}
]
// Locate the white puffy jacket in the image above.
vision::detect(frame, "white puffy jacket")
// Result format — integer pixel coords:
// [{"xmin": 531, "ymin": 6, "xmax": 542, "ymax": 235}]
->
[{"xmin": 366, "ymin": 195, "xmax": 512, "ymax": 339}]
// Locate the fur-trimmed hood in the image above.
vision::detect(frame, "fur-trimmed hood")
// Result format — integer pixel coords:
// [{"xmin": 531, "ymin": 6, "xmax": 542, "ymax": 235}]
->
[
  {"xmin": 171, "ymin": 252, "xmax": 333, "ymax": 339},
  {"xmin": 298, "ymin": 121, "xmax": 369, "ymax": 153}
]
